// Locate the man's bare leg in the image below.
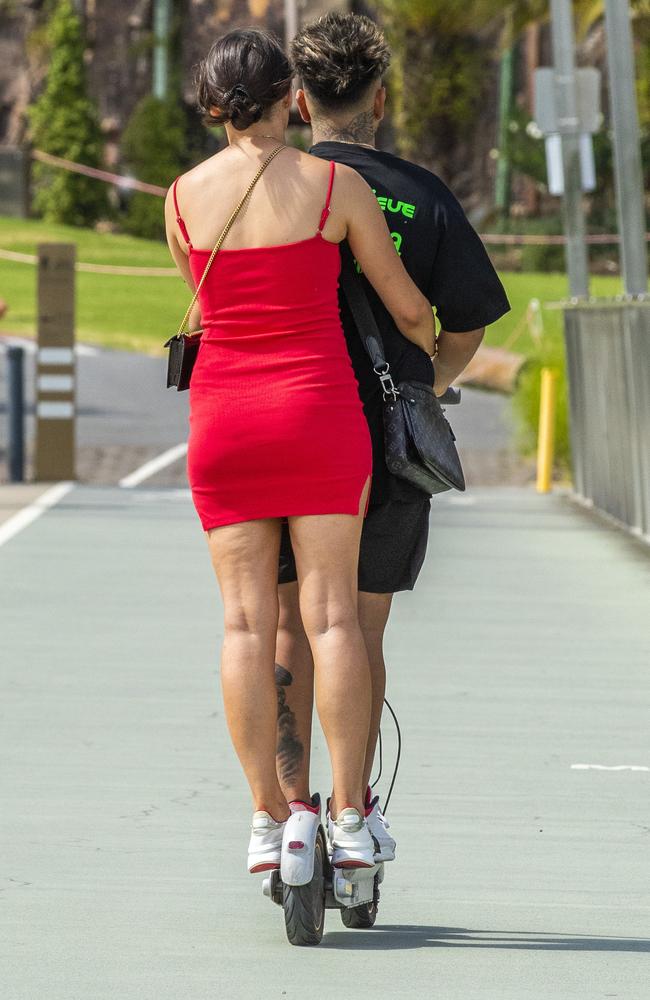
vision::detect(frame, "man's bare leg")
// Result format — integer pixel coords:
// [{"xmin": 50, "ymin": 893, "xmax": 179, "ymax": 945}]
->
[
  {"xmin": 275, "ymin": 582, "xmax": 314, "ymax": 803},
  {"xmin": 275, "ymin": 584, "xmax": 393, "ymax": 801},
  {"xmin": 358, "ymin": 592, "xmax": 393, "ymax": 792}
]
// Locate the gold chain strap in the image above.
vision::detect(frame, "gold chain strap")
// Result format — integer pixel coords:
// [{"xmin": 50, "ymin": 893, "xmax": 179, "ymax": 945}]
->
[{"xmin": 175, "ymin": 144, "xmax": 285, "ymax": 338}]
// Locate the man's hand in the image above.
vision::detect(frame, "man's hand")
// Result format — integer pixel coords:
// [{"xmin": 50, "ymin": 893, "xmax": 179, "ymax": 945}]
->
[{"xmin": 433, "ymin": 327, "xmax": 485, "ymax": 395}]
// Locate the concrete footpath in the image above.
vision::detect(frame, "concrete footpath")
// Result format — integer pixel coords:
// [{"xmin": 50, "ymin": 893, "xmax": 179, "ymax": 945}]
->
[{"xmin": 1, "ymin": 485, "xmax": 649, "ymax": 999}]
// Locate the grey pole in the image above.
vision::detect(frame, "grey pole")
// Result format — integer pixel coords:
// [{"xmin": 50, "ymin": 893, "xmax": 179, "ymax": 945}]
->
[
  {"xmin": 604, "ymin": 0, "xmax": 649, "ymax": 296},
  {"xmin": 284, "ymin": 0, "xmax": 298, "ymax": 54},
  {"xmin": 152, "ymin": 0, "xmax": 171, "ymax": 100},
  {"xmin": 550, "ymin": 0, "xmax": 590, "ymax": 298},
  {"xmin": 7, "ymin": 346, "xmax": 25, "ymax": 483}
]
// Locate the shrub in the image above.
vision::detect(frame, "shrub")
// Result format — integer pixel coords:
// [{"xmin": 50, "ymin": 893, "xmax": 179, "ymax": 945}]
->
[
  {"xmin": 120, "ymin": 96, "xmax": 188, "ymax": 240},
  {"xmin": 519, "ymin": 218, "xmax": 567, "ymax": 274},
  {"xmin": 28, "ymin": 0, "xmax": 107, "ymax": 225},
  {"xmin": 512, "ymin": 336, "xmax": 571, "ymax": 476}
]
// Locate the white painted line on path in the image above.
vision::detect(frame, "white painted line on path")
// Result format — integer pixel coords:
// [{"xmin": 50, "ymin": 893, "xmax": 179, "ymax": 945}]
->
[
  {"xmin": 439, "ymin": 898, "xmax": 650, "ymax": 911},
  {"xmin": 0, "ymin": 481, "xmax": 74, "ymax": 549},
  {"xmin": 119, "ymin": 443, "xmax": 188, "ymax": 488},
  {"xmin": 571, "ymin": 763, "xmax": 650, "ymax": 771}
]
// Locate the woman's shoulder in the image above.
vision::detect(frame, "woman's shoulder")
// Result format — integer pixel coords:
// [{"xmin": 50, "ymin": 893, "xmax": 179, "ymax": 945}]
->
[
  {"xmin": 170, "ymin": 145, "xmax": 366, "ymax": 201},
  {"xmin": 174, "ymin": 148, "xmax": 230, "ymax": 192}
]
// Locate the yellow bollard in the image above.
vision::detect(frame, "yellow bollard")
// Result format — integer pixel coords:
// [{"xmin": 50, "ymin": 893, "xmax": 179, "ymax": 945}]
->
[{"xmin": 536, "ymin": 367, "xmax": 558, "ymax": 494}]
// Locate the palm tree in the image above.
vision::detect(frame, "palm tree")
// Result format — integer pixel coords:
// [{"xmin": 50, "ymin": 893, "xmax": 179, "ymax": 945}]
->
[{"xmin": 373, "ymin": 0, "xmax": 648, "ymax": 206}]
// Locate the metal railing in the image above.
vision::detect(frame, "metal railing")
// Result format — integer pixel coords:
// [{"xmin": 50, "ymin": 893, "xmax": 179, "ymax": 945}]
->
[{"xmin": 563, "ymin": 301, "xmax": 650, "ymax": 540}]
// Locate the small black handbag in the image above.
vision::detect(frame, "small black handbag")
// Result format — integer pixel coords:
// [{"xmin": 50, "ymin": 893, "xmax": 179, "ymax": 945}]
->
[
  {"xmin": 164, "ymin": 144, "xmax": 285, "ymax": 391},
  {"xmin": 164, "ymin": 330, "xmax": 201, "ymax": 392},
  {"xmin": 339, "ymin": 249, "xmax": 465, "ymax": 496}
]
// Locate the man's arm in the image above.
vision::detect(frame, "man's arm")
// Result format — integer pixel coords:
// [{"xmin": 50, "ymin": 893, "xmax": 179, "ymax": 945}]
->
[
  {"xmin": 432, "ymin": 327, "xmax": 484, "ymax": 397},
  {"xmin": 424, "ymin": 183, "xmax": 510, "ymax": 395}
]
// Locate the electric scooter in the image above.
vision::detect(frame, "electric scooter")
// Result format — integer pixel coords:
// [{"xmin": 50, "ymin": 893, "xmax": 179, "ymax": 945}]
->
[
  {"xmin": 263, "ymin": 694, "xmax": 402, "ymax": 947},
  {"xmin": 262, "ymin": 388, "xmax": 461, "ymax": 946},
  {"xmin": 262, "ymin": 793, "xmax": 383, "ymax": 945}
]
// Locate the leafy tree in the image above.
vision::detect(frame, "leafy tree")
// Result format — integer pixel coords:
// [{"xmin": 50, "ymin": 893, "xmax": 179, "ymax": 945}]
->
[
  {"xmin": 28, "ymin": 0, "xmax": 106, "ymax": 225},
  {"xmin": 120, "ymin": 95, "xmax": 189, "ymax": 240},
  {"xmin": 374, "ymin": 1, "xmax": 650, "ymax": 197}
]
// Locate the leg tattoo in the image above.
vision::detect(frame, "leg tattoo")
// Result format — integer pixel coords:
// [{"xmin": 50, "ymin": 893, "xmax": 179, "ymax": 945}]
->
[{"xmin": 275, "ymin": 664, "xmax": 304, "ymax": 785}]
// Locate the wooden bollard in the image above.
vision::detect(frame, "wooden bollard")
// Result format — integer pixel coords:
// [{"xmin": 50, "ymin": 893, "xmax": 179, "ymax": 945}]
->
[{"xmin": 35, "ymin": 243, "xmax": 76, "ymax": 481}]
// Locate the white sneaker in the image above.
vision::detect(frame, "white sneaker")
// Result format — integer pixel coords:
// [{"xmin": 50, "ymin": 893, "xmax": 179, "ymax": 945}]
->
[
  {"xmin": 247, "ymin": 811, "xmax": 286, "ymax": 874},
  {"xmin": 365, "ymin": 789, "xmax": 396, "ymax": 862},
  {"xmin": 328, "ymin": 807, "xmax": 375, "ymax": 869}
]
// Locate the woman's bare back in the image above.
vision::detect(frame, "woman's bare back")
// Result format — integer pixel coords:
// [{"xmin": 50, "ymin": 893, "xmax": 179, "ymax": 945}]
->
[{"xmin": 173, "ymin": 143, "xmax": 344, "ymax": 252}]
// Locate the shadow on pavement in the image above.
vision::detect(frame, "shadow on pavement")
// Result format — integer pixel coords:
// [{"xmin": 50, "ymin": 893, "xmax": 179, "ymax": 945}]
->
[{"xmin": 320, "ymin": 925, "xmax": 650, "ymax": 952}]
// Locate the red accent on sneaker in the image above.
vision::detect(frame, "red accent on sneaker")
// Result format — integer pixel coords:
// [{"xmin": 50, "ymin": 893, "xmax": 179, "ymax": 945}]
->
[
  {"xmin": 365, "ymin": 794, "xmax": 381, "ymax": 818},
  {"xmin": 287, "ymin": 840, "xmax": 305, "ymax": 850},
  {"xmin": 364, "ymin": 785, "xmax": 373, "ymax": 808},
  {"xmin": 289, "ymin": 799, "xmax": 319, "ymax": 815}
]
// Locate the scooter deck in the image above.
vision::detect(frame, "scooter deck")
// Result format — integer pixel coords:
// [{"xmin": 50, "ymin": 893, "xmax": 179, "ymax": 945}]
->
[
  {"xmin": 328, "ymin": 862, "xmax": 383, "ymax": 909},
  {"xmin": 262, "ymin": 862, "xmax": 384, "ymax": 910}
]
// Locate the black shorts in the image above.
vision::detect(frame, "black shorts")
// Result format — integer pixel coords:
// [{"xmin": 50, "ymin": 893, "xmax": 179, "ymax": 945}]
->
[{"xmin": 278, "ymin": 499, "xmax": 431, "ymax": 594}]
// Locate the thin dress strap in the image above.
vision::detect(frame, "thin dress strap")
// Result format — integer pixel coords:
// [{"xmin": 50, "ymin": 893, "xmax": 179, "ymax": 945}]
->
[
  {"xmin": 172, "ymin": 177, "xmax": 192, "ymax": 248},
  {"xmin": 317, "ymin": 161, "xmax": 336, "ymax": 233}
]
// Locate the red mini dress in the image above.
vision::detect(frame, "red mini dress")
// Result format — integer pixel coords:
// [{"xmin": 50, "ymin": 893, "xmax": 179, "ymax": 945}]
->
[{"xmin": 173, "ymin": 162, "xmax": 372, "ymax": 532}]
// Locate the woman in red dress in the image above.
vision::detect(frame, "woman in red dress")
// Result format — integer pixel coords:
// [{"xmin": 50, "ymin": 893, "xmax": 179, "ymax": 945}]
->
[{"xmin": 165, "ymin": 29, "xmax": 435, "ymax": 872}]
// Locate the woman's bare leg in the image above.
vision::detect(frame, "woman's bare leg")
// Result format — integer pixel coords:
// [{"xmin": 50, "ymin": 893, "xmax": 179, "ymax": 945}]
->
[
  {"xmin": 206, "ymin": 518, "xmax": 289, "ymax": 821},
  {"xmin": 288, "ymin": 480, "xmax": 372, "ymax": 818}
]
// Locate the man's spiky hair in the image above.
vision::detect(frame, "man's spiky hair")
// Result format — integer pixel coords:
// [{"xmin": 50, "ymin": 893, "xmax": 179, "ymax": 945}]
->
[{"xmin": 291, "ymin": 12, "xmax": 390, "ymax": 110}]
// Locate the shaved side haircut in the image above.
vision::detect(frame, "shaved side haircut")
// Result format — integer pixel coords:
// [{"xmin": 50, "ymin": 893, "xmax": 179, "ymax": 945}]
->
[{"xmin": 291, "ymin": 12, "xmax": 391, "ymax": 110}]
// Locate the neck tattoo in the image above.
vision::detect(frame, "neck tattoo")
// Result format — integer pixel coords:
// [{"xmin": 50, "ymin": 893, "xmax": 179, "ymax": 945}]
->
[{"xmin": 314, "ymin": 109, "xmax": 376, "ymax": 147}]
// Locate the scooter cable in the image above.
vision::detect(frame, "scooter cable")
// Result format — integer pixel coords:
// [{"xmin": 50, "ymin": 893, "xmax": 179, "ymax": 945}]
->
[
  {"xmin": 381, "ymin": 696, "xmax": 402, "ymax": 816},
  {"xmin": 369, "ymin": 697, "xmax": 402, "ymax": 817},
  {"xmin": 370, "ymin": 728, "xmax": 383, "ymax": 788}
]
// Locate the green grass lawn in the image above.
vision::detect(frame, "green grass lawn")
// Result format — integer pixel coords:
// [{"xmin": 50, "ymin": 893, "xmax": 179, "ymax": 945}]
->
[
  {"xmin": 0, "ymin": 215, "xmax": 624, "ymax": 355},
  {"xmin": 0, "ymin": 217, "xmax": 185, "ymax": 353}
]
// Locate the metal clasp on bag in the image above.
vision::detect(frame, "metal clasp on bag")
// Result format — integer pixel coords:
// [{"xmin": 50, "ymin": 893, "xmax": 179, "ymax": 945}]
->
[{"xmin": 374, "ymin": 363, "xmax": 399, "ymax": 401}]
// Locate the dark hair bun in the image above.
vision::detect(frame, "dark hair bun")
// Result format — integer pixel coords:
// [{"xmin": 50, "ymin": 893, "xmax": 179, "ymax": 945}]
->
[
  {"xmin": 196, "ymin": 28, "xmax": 293, "ymax": 131},
  {"xmin": 221, "ymin": 83, "xmax": 264, "ymax": 129}
]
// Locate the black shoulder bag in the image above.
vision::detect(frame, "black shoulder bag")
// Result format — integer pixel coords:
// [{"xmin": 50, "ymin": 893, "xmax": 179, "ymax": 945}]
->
[{"xmin": 339, "ymin": 247, "xmax": 465, "ymax": 496}]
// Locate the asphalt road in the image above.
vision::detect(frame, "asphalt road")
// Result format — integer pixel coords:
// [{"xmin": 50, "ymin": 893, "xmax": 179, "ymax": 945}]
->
[
  {"xmin": 1, "ymin": 484, "xmax": 648, "ymax": 998},
  {"xmin": 0, "ymin": 338, "xmax": 531, "ymax": 487}
]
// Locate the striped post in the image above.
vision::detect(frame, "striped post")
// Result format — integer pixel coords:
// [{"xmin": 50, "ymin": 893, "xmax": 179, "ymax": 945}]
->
[{"xmin": 35, "ymin": 243, "xmax": 76, "ymax": 481}]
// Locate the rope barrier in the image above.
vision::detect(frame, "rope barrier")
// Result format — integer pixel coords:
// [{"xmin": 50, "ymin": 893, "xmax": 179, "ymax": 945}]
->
[
  {"xmin": 480, "ymin": 231, "xmax": 646, "ymax": 246},
  {"xmin": 30, "ymin": 148, "xmax": 650, "ymax": 248},
  {"xmin": 0, "ymin": 247, "xmax": 178, "ymax": 277},
  {"xmin": 31, "ymin": 149, "xmax": 168, "ymax": 197}
]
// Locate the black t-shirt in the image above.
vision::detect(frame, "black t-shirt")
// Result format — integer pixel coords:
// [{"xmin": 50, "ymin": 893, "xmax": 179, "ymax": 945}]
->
[{"xmin": 311, "ymin": 141, "xmax": 511, "ymax": 504}]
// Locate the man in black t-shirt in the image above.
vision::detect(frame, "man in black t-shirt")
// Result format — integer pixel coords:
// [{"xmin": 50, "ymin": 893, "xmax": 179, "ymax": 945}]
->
[{"xmin": 275, "ymin": 12, "xmax": 510, "ymax": 856}]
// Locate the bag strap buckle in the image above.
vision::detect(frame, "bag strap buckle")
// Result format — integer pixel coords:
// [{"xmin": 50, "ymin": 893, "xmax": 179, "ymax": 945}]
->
[{"xmin": 375, "ymin": 363, "xmax": 399, "ymax": 401}]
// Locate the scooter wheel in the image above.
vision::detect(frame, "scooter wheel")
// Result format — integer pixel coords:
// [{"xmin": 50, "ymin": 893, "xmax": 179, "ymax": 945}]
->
[
  {"xmin": 340, "ymin": 873, "xmax": 380, "ymax": 929},
  {"xmin": 282, "ymin": 829, "xmax": 326, "ymax": 946}
]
